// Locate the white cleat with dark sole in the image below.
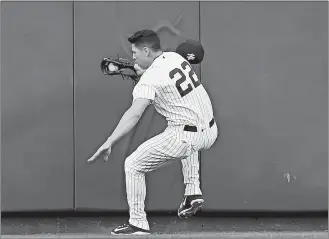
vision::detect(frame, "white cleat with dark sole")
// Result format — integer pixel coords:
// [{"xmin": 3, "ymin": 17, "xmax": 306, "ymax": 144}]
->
[
  {"xmin": 111, "ymin": 223, "xmax": 151, "ymax": 236},
  {"xmin": 178, "ymin": 195, "xmax": 204, "ymax": 219}
]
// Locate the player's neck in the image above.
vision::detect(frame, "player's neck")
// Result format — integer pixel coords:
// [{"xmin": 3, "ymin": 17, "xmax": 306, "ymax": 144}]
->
[
  {"xmin": 151, "ymin": 51, "xmax": 163, "ymax": 61},
  {"xmin": 144, "ymin": 51, "xmax": 163, "ymax": 68}
]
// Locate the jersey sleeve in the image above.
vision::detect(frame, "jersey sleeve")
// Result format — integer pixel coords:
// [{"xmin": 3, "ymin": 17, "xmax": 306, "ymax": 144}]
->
[
  {"xmin": 132, "ymin": 67, "xmax": 159, "ymax": 102},
  {"xmin": 132, "ymin": 83, "xmax": 156, "ymax": 102}
]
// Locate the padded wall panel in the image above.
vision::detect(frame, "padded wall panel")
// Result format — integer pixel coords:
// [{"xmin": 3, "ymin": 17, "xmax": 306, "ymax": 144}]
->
[
  {"xmin": 200, "ymin": 1, "xmax": 328, "ymax": 211},
  {"xmin": 1, "ymin": 2, "xmax": 74, "ymax": 211}
]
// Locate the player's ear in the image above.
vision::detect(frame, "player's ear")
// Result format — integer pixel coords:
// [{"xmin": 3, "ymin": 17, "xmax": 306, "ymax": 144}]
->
[{"xmin": 143, "ymin": 46, "xmax": 150, "ymax": 56}]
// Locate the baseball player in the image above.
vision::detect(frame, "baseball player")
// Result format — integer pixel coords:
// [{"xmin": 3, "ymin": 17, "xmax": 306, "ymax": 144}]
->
[{"xmin": 88, "ymin": 29, "xmax": 218, "ymax": 235}]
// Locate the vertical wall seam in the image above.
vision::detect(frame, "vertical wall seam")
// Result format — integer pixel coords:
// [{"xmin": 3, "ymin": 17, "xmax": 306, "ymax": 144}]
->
[
  {"xmin": 72, "ymin": 0, "xmax": 76, "ymax": 211},
  {"xmin": 198, "ymin": 1, "xmax": 202, "ymax": 192}
]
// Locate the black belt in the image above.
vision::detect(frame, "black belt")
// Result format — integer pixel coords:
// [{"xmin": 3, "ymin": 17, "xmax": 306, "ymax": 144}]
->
[{"xmin": 184, "ymin": 118, "xmax": 215, "ymax": 132}]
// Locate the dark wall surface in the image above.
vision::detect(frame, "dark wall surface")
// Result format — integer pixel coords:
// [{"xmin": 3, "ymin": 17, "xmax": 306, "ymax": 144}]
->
[
  {"xmin": 1, "ymin": 2, "xmax": 74, "ymax": 211},
  {"xmin": 200, "ymin": 1, "xmax": 328, "ymax": 211}
]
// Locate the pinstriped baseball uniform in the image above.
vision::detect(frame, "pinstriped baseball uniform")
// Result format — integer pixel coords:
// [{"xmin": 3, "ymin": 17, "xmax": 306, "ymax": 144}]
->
[{"xmin": 125, "ymin": 52, "xmax": 218, "ymax": 230}]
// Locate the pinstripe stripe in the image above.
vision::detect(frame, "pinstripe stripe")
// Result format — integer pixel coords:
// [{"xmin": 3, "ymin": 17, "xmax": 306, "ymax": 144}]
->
[
  {"xmin": 181, "ymin": 151, "xmax": 201, "ymax": 196},
  {"xmin": 133, "ymin": 84, "xmax": 156, "ymax": 102}
]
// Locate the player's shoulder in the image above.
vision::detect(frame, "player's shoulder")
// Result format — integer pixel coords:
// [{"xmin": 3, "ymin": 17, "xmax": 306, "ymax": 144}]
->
[
  {"xmin": 163, "ymin": 51, "xmax": 185, "ymax": 61},
  {"xmin": 153, "ymin": 52, "xmax": 185, "ymax": 70},
  {"xmin": 139, "ymin": 66, "xmax": 160, "ymax": 84},
  {"xmin": 139, "ymin": 52, "xmax": 185, "ymax": 84}
]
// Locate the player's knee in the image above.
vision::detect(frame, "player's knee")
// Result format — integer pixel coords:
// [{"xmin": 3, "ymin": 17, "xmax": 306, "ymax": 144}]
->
[{"xmin": 124, "ymin": 158, "xmax": 136, "ymax": 173}]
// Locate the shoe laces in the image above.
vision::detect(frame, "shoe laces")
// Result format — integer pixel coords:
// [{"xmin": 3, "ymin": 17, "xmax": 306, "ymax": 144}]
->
[{"xmin": 117, "ymin": 223, "xmax": 130, "ymax": 229}]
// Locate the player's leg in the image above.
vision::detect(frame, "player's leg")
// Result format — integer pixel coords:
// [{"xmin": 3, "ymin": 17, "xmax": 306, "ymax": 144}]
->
[
  {"xmin": 181, "ymin": 151, "xmax": 202, "ymax": 196},
  {"xmin": 112, "ymin": 128, "xmax": 189, "ymax": 235},
  {"xmin": 123, "ymin": 155, "xmax": 172, "ymax": 233},
  {"xmin": 178, "ymin": 151, "xmax": 204, "ymax": 218},
  {"xmin": 180, "ymin": 121, "xmax": 218, "ymax": 197},
  {"xmin": 177, "ymin": 120, "xmax": 219, "ymax": 219}
]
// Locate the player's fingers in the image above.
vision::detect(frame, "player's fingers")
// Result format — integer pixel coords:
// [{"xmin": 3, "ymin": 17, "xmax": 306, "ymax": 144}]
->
[
  {"xmin": 134, "ymin": 64, "xmax": 145, "ymax": 76},
  {"xmin": 87, "ymin": 156, "xmax": 96, "ymax": 163},
  {"xmin": 87, "ymin": 153, "xmax": 99, "ymax": 162},
  {"xmin": 104, "ymin": 155, "xmax": 109, "ymax": 162},
  {"xmin": 103, "ymin": 154, "xmax": 109, "ymax": 162},
  {"xmin": 103, "ymin": 148, "xmax": 111, "ymax": 162},
  {"xmin": 87, "ymin": 148, "xmax": 103, "ymax": 163}
]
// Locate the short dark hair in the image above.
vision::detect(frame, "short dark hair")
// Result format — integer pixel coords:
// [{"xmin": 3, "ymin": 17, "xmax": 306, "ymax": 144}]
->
[{"xmin": 128, "ymin": 29, "xmax": 161, "ymax": 51}]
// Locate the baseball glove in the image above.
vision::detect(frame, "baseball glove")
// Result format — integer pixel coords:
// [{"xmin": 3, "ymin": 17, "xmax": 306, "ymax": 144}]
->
[{"xmin": 100, "ymin": 56, "xmax": 138, "ymax": 84}]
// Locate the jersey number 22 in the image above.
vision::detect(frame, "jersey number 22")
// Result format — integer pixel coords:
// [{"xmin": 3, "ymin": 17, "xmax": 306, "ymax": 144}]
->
[{"xmin": 169, "ymin": 61, "xmax": 201, "ymax": 97}]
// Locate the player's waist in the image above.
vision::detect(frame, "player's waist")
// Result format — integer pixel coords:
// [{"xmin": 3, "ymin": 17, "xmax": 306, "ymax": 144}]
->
[
  {"xmin": 166, "ymin": 115, "xmax": 213, "ymax": 126},
  {"xmin": 183, "ymin": 117, "xmax": 215, "ymax": 132}
]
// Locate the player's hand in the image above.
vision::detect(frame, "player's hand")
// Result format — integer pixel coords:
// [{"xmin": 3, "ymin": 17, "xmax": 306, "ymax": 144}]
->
[
  {"xmin": 134, "ymin": 63, "xmax": 145, "ymax": 76},
  {"xmin": 87, "ymin": 140, "xmax": 112, "ymax": 163}
]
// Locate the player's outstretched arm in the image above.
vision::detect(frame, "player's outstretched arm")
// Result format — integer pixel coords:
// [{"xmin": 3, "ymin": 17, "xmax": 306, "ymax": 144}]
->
[
  {"xmin": 86, "ymin": 97, "xmax": 151, "ymax": 163},
  {"xmin": 107, "ymin": 98, "xmax": 151, "ymax": 145}
]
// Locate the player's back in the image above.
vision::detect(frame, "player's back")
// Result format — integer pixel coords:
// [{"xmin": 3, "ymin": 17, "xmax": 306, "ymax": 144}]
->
[{"xmin": 143, "ymin": 52, "xmax": 214, "ymax": 127}]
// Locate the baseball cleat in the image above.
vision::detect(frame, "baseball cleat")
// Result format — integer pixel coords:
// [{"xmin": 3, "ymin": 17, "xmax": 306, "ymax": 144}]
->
[
  {"xmin": 111, "ymin": 223, "xmax": 150, "ymax": 236},
  {"xmin": 178, "ymin": 195, "xmax": 204, "ymax": 218}
]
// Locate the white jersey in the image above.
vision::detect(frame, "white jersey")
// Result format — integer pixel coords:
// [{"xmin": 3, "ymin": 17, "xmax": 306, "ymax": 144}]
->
[{"xmin": 132, "ymin": 52, "xmax": 214, "ymax": 127}]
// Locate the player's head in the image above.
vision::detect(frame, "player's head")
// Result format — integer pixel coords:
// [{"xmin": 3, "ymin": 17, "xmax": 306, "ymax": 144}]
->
[{"xmin": 128, "ymin": 29, "xmax": 162, "ymax": 69}]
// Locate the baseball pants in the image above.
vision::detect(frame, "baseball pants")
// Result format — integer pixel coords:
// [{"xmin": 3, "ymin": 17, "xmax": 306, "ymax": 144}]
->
[{"xmin": 124, "ymin": 121, "xmax": 218, "ymax": 230}]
